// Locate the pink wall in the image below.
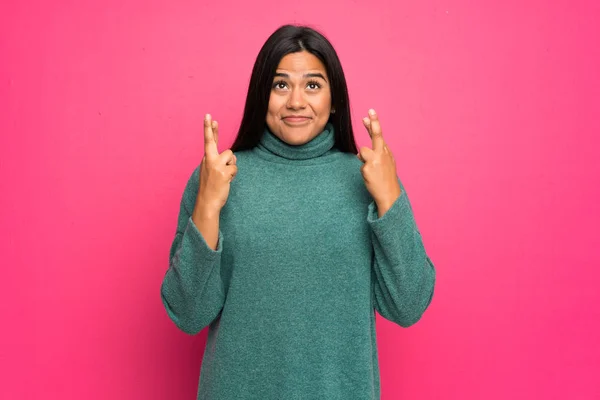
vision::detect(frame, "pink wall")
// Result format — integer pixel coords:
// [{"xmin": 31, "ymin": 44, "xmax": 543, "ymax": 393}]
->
[{"xmin": 2, "ymin": 0, "xmax": 599, "ymax": 398}]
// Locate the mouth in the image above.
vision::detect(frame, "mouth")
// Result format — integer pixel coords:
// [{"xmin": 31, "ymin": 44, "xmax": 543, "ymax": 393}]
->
[{"xmin": 282, "ymin": 116, "xmax": 312, "ymax": 124}]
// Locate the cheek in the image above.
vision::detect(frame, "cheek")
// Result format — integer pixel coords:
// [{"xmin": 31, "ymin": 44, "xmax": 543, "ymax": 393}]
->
[
  {"xmin": 318, "ymin": 91, "xmax": 332, "ymax": 113},
  {"xmin": 317, "ymin": 97, "xmax": 332, "ymax": 115},
  {"xmin": 268, "ymin": 94, "xmax": 284, "ymax": 115}
]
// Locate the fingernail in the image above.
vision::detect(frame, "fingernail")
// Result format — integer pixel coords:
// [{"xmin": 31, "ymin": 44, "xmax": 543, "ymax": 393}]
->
[
  {"xmin": 368, "ymin": 109, "xmax": 376, "ymax": 116},
  {"xmin": 363, "ymin": 117, "xmax": 370, "ymax": 124},
  {"xmin": 205, "ymin": 114, "xmax": 211, "ymax": 120}
]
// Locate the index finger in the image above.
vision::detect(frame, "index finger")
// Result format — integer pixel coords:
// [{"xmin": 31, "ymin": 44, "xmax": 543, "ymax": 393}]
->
[
  {"xmin": 368, "ymin": 109, "xmax": 385, "ymax": 152},
  {"xmin": 204, "ymin": 114, "xmax": 218, "ymax": 157}
]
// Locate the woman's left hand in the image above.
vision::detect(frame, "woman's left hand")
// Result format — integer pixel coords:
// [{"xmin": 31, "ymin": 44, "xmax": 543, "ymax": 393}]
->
[{"xmin": 357, "ymin": 109, "xmax": 402, "ymax": 217}]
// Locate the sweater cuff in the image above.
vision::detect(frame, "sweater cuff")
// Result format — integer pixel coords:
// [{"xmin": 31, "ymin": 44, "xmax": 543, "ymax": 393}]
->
[
  {"xmin": 184, "ymin": 216, "xmax": 223, "ymax": 260},
  {"xmin": 367, "ymin": 192, "xmax": 415, "ymax": 237}
]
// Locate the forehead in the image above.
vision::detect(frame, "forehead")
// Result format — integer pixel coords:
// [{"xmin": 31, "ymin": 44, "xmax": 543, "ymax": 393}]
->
[{"xmin": 276, "ymin": 52, "xmax": 327, "ymax": 76}]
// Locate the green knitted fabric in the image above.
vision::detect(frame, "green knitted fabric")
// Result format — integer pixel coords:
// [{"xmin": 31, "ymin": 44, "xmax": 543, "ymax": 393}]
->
[{"xmin": 161, "ymin": 123, "xmax": 436, "ymax": 400}]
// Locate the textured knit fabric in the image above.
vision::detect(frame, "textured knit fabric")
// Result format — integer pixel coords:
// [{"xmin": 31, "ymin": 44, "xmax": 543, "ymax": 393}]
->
[{"xmin": 160, "ymin": 122, "xmax": 436, "ymax": 400}]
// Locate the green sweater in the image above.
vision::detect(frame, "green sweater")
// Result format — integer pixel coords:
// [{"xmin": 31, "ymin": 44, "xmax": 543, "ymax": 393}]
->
[{"xmin": 161, "ymin": 123, "xmax": 436, "ymax": 399}]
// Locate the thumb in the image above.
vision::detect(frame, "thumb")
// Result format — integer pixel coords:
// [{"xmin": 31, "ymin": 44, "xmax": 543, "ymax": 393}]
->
[{"xmin": 357, "ymin": 146, "xmax": 374, "ymax": 163}]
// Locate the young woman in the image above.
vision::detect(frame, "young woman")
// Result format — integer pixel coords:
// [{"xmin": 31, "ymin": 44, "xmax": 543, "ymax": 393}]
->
[{"xmin": 161, "ymin": 24, "xmax": 436, "ymax": 400}]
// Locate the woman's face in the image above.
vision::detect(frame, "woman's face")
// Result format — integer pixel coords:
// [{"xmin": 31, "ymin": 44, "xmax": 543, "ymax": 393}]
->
[{"xmin": 266, "ymin": 51, "xmax": 332, "ymax": 146}]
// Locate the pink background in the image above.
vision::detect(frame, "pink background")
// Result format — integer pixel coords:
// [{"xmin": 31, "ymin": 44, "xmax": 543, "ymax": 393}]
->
[{"xmin": 2, "ymin": 0, "xmax": 599, "ymax": 398}]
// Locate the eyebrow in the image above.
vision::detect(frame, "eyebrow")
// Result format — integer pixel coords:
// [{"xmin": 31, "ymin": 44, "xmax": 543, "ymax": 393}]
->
[{"xmin": 274, "ymin": 72, "xmax": 328, "ymax": 82}]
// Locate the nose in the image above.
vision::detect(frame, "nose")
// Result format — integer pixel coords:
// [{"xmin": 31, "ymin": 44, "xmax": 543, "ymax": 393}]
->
[{"xmin": 286, "ymin": 87, "xmax": 306, "ymax": 109}]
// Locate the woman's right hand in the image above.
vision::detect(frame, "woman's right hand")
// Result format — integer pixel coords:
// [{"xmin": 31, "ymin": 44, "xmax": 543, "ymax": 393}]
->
[{"xmin": 195, "ymin": 114, "xmax": 237, "ymax": 213}]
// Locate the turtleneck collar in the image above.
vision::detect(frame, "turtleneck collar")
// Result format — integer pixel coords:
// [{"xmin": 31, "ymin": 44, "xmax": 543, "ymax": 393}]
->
[{"xmin": 255, "ymin": 122, "xmax": 336, "ymax": 161}]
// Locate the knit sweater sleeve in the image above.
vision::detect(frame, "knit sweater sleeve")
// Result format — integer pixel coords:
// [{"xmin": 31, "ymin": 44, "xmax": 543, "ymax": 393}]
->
[
  {"xmin": 366, "ymin": 179, "xmax": 436, "ymax": 327},
  {"xmin": 160, "ymin": 166, "xmax": 225, "ymax": 335}
]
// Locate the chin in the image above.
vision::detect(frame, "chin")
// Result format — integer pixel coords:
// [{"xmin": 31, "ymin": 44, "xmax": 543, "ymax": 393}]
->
[{"xmin": 269, "ymin": 119, "xmax": 325, "ymax": 145}]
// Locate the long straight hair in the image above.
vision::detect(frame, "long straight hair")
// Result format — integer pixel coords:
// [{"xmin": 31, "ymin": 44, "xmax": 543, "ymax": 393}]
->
[{"xmin": 230, "ymin": 25, "xmax": 358, "ymax": 154}]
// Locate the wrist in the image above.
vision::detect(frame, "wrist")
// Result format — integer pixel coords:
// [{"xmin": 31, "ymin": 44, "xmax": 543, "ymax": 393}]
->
[
  {"xmin": 193, "ymin": 197, "xmax": 221, "ymax": 220},
  {"xmin": 375, "ymin": 190, "xmax": 402, "ymax": 218}
]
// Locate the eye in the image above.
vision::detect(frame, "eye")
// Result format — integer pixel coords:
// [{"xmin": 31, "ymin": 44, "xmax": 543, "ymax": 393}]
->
[
  {"xmin": 307, "ymin": 80, "xmax": 322, "ymax": 90},
  {"xmin": 273, "ymin": 80, "xmax": 288, "ymax": 90}
]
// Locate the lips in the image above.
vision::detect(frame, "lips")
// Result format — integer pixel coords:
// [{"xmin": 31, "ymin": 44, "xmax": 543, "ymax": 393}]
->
[{"xmin": 283, "ymin": 116, "xmax": 311, "ymax": 122}]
